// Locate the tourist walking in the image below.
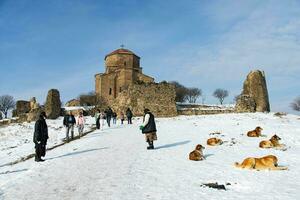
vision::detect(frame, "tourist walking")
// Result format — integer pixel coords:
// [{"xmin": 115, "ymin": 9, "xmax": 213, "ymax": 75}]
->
[
  {"xmin": 120, "ymin": 112, "xmax": 125, "ymax": 124},
  {"xmin": 33, "ymin": 111, "xmax": 48, "ymax": 162},
  {"xmin": 139, "ymin": 108, "xmax": 157, "ymax": 150},
  {"xmin": 112, "ymin": 112, "xmax": 117, "ymax": 125},
  {"xmin": 76, "ymin": 112, "xmax": 85, "ymax": 137},
  {"xmin": 95, "ymin": 109, "xmax": 101, "ymax": 129},
  {"xmin": 99, "ymin": 110, "xmax": 106, "ymax": 130},
  {"xmin": 126, "ymin": 108, "xmax": 133, "ymax": 124},
  {"xmin": 105, "ymin": 107, "xmax": 113, "ymax": 127},
  {"xmin": 63, "ymin": 111, "xmax": 76, "ymax": 142}
]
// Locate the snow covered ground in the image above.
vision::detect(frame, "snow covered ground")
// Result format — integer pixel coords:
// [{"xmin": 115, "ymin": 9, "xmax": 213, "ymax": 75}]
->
[
  {"xmin": 0, "ymin": 113, "xmax": 300, "ymax": 200},
  {"xmin": 0, "ymin": 117, "xmax": 95, "ymax": 166}
]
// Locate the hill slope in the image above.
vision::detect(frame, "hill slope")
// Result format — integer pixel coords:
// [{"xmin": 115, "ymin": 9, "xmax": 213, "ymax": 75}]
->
[{"xmin": 0, "ymin": 113, "xmax": 299, "ymax": 200}]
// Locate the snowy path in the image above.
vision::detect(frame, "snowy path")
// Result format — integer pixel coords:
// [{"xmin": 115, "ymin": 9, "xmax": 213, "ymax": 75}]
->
[{"xmin": 0, "ymin": 113, "xmax": 300, "ymax": 200}]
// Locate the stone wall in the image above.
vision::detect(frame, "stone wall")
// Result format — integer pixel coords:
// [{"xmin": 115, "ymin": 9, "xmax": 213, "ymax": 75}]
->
[
  {"xmin": 176, "ymin": 103, "xmax": 235, "ymax": 115},
  {"xmin": 110, "ymin": 82, "xmax": 177, "ymax": 117},
  {"xmin": 177, "ymin": 109, "xmax": 235, "ymax": 115},
  {"xmin": 14, "ymin": 100, "xmax": 31, "ymax": 116}
]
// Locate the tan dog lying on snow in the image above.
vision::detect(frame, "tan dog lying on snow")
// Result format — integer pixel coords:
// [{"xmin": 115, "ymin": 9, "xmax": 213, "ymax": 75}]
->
[
  {"xmin": 234, "ymin": 155, "xmax": 288, "ymax": 170},
  {"xmin": 247, "ymin": 126, "xmax": 263, "ymax": 137},
  {"xmin": 259, "ymin": 134, "xmax": 285, "ymax": 148},
  {"xmin": 189, "ymin": 144, "xmax": 205, "ymax": 161},
  {"xmin": 207, "ymin": 137, "xmax": 223, "ymax": 146}
]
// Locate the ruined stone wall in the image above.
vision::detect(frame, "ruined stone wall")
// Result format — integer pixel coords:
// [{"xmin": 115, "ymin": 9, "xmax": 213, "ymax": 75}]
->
[
  {"xmin": 177, "ymin": 109, "xmax": 234, "ymax": 115},
  {"xmin": 111, "ymin": 82, "xmax": 177, "ymax": 117},
  {"xmin": 14, "ymin": 100, "xmax": 31, "ymax": 116}
]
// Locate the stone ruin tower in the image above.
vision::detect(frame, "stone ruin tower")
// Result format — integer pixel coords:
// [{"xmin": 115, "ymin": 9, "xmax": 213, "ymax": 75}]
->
[
  {"xmin": 95, "ymin": 48, "xmax": 154, "ymax": 104},
  {"xmin": 236, "ymin": 70, "xmax": 270, "ymax": 112}
]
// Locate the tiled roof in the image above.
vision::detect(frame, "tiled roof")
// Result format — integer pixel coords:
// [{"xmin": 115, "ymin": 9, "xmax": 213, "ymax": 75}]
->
[{"xmin": 105, "ymin": 48, "xmax": 140, "ymax": 59}]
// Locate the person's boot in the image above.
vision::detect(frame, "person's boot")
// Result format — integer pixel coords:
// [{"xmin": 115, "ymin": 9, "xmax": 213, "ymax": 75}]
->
[
  {"xmin": 35, "ymin": 156, "xmax": 40, "ymax": 162},
  {"xmin": 150, "ymin": 141, "xmax": 154, "ymax": 149},
  {"xmin": 147, "ymin": 141, "xmax": 154, "ymax": 150}
]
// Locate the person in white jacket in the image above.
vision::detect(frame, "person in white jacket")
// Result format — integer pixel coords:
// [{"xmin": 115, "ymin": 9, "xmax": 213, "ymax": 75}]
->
[
  {"xmin": 76, "ymin": 112, "xmax": 85, "ymax": 137},
  {"xmin": 99, "ymin": 111, "xmax": 106, "ymax": 131}
]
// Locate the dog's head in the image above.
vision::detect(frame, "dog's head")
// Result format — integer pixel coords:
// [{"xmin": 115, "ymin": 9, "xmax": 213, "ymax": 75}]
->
[
  {"xmin": 256, "ymin": 126, "xmax": 263, "ymax": 131},
  {"xmin": 217, "ymin": 138, "xmax": 223, "ymax": 144},
  {"xmin": 195, "ymin": 144, "xmax": 205, "ymax": 150},
  {"xmin": 271, "ymin": 134, "xmax": 281, "ymax": 141}
]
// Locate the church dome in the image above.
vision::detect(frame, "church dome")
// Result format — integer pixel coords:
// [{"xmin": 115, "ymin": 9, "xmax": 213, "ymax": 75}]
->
[{"xmin": 105, "ymin": 48, "xmax": 140, "ymax": 59}]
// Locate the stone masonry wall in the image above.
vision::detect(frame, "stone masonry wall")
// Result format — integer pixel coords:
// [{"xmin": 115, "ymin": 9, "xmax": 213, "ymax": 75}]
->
[{"xmin": 111, "ymin": 82, "xmax": 177, "ymax": 117}]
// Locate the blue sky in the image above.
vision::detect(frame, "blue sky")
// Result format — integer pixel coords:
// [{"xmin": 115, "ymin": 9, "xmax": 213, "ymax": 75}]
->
[{"xmin": 0, "ymin": 0, "xmax": 299, "ymax": 113}]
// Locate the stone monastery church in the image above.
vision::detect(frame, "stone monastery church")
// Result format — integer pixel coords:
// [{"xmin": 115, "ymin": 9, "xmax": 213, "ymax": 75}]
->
[{"xmin": 95, "ymin": 48, "xmax": 154, "ymax": 103}]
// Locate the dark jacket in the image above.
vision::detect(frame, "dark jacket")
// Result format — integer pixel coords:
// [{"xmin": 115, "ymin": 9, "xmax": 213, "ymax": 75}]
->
[
  {"xmin": 142, "ymin": 112, "xmax": 157, "ymax": 134},
  {"xmin": 105, "ymin": 108, "xmax": 113, "ymax": 118},
  {"xmin": 112, "ymin": 112, "xmax": 117, "ymax": 118},
  {"xmin": 63, "ymin": 114, "xmax": 76, "ymax": 126},
  {"xmin": 126, "ymin": 109, "xmax": 133, "ymax": 118},
  {"xmin": 33, "ymin": 116, "xmax": 49, "ymax": 144}
]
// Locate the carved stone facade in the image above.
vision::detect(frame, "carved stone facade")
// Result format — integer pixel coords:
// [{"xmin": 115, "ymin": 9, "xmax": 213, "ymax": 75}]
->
[{"xmin": 95, "ymin": 48, "xmax": 154, "ymax": 104}]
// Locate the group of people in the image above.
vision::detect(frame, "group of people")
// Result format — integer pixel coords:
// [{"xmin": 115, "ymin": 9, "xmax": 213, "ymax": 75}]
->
[
  {"xmin": 63, "ymin": 111, "xmax": 85, "ymax": 141},
  {"xmin": 94, "ymin": 107, "xmax": 133, "ymax": 130},
  {"xmin": 33, "ymin": 107, "xmax": 157, "ymax": 162}
]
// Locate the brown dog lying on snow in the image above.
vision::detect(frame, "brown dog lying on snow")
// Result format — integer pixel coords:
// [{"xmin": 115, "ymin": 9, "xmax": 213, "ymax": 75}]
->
[
  {"xmin": 207, "ymin": 137, "xmax": 223, "ymax": 146},
  {"xmin": 259, "ymin": 134, "xmax": 285, "ymax": 148},
  {"xmin": 234, "ymin": 155, "xmax": 288, "ymax": 170},
  {"xmin": 189, "ymin": 144, "xmax": 205, "ymax": 161},
  {"xmin": 247, "ymin": 126, "xmax": 263, "ymax": 137}
]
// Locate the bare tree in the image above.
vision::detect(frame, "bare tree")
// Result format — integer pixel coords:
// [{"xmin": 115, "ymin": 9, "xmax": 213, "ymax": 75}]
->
[
  {"xmin": 290, "ymin": 97, "xmax": 300, "ymax": 111},
  {"xmin": 0, "ymin": 95, "xmax": 16, "ymax": 118},
  {"xmin": 213, "ymin": 89, "xmax": 229, "ymax": 105},
  {"xmin": 169, "ymin": 81, "xmax": 188, "ymax": 103},
  {"xmin": 201, "ymin": 94, "xmax": 206, "ymax": 104},
  {"xmin": 185, "ymin": 88, "xmax": 202, "ymax": 103}
]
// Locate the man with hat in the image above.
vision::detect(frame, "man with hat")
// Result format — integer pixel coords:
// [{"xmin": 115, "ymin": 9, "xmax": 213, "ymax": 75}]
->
[
  {"xmin": 33, "ymin": 111, "xmax": 49, "ymax": 162},
  {"xmin": 139, "ymin": 108, "xmax": 157, "ymax": 150}
]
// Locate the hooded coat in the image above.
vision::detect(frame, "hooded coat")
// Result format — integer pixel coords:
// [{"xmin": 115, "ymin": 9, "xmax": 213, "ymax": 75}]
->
[{"xmin": 33, "ymin": 115, "xmax": 49, "ymax": 145}]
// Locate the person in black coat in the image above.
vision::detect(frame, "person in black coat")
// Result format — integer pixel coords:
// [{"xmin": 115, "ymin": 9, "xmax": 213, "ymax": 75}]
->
[
  {"xmin": 126, "ymin": 108, "xmax": 133, "ymax": 124},
  {"xmin": 63, "ymin": 111, "xmax": 76, "ymax": 141},
  {"xmin": 33, "ymin": 111, "xmax": 49, "ymax": 162},
  {"xmin": 105, "ymin": 107, "xmax": 113, "ymax": 127},
  {"xmin": 139, "ymin": 108, "xmax": 157, "ymax": 150}
]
